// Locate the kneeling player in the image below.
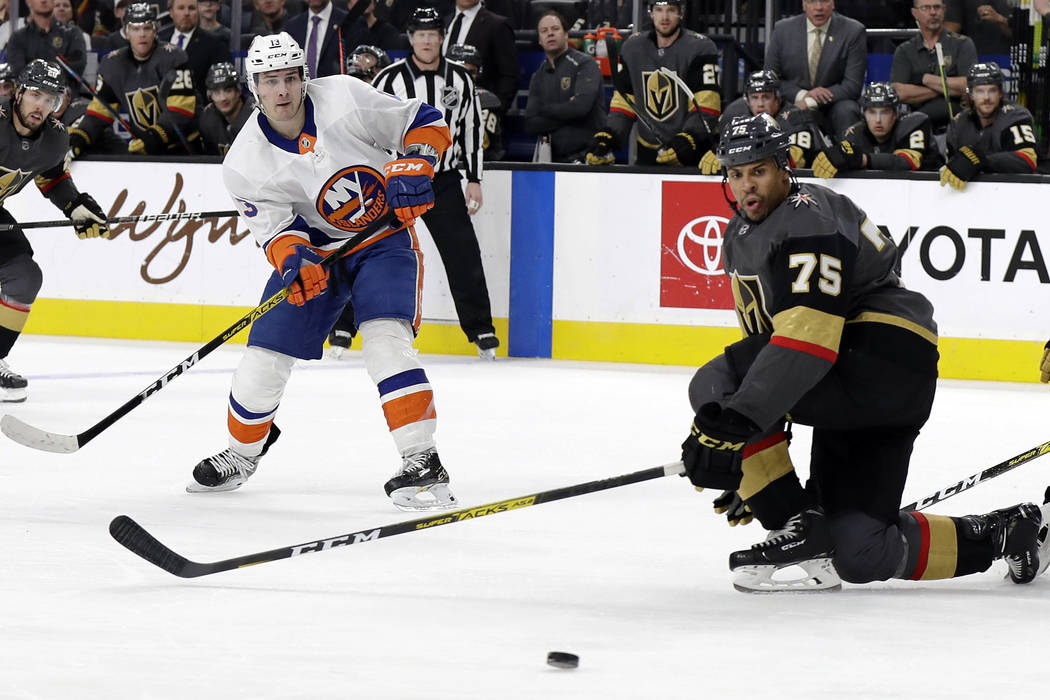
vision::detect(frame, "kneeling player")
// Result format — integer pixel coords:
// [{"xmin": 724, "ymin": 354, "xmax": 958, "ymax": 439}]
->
[
  {"xmin": 680, "ymin": 114, "xmax": 1049, "ymax": 592},
  {"xmin": 812, "ymin": 82, "xmax": 944, "ymax": 177},
  {"xmin": 190, "ymin": 33, "xmax": 456, "ymax": 512}
]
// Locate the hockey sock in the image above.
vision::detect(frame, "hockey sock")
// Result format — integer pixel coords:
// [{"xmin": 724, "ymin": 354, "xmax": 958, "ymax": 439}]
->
[
  {"xmin": 898, "ymin": 512, "xmax": 993, "ymax": 580},
  {"xmin": 227, "ymin": 346, "xmax": 294, "ymax": 456},
  {"xmin": 0, "ymin": 298, "xmax": 31, "ymax": 358},
  {"xmin": 738, "ymin": 431, "xmax": 810, "ymax": 530}
]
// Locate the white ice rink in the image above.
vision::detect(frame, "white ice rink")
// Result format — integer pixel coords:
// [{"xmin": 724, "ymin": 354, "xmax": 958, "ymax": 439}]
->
[{"xmin": 1, "ymin": 335, "xmax": 1048, "ymax": 699}]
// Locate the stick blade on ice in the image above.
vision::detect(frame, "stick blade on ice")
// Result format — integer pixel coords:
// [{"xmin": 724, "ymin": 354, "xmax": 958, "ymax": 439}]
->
[{"xmin": 0, "ymin": 415, "xmax": 80, "ymax": 453}]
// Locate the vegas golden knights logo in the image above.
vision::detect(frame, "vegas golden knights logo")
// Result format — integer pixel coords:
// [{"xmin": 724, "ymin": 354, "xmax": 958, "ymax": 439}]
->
[
  {"xmin": 731, "ymin": 272, "xmax": 772, "ymax": 334},
  {"xmin": 642, "ymin": 70, "xmax": 678, "ymax": 122},
  {"xmin": 126, "ymin": 87, "xmax": 162, "ymax": 130},
  {"xmin": 0, "ymin": 167, "xmax": 34, "ymax": 203}
]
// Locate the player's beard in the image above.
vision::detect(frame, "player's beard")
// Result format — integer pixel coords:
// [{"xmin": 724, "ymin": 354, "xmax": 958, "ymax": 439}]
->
[
  {"xmin": 654, "ymin": 20, "xmax": 680, "ymax": 38},
  {"xmin": 14, "ymin": 100, "xmax": 47, "ymax": 134}
]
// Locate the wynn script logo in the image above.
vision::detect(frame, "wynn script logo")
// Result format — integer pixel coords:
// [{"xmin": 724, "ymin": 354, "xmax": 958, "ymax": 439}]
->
[{"xmin": 105, "ymin": 172, "xmax": 253, "ymax": 284}]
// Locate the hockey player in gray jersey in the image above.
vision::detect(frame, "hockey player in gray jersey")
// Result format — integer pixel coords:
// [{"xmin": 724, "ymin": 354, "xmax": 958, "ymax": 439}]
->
[
  {"xmin": 812, "ymin": 82, "xmax": 944, "ymax": 178},
  {"xmin": 0, "ymin": 60, "xmax": 110, "ymax": 401},
  {"xmin": 940, "ymin": 62, "xmax": 1038, "ymax": 190},
  {"xmin": 680, "ymin": 113, "xmax": 1049, "ymax": 592},
  {"xmin": 585, "ymin": 0, "xmax": 720, "ymax": 166},
  {"xmin": 199, "ymin": 62, "xmax": 254, "ymax": 157},
  {"xmin": 68, "ymin": 3, "xmax": 199, "ymax": 157},
  {"xmin": 703, "ymin": 69, "xmax": 826, "ymax": 175}
]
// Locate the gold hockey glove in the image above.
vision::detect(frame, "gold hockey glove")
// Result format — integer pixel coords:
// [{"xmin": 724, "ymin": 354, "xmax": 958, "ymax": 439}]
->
[
  {"xmin": 62, "ymin": 193, "xmax": 111, "ymax": 240},
  {"xmin": 712, "ymin": 490, "xmax": 754, "ymax": 526},
  {"xmin": 940, "ymin": 145, "xmax": 983, "ymax": 191},
  {"xmin": 656, "ymin": 132, "xmax": 699, "ymax": 167},
  {"xmin": 698, "ymin": 149, "xmax": 721, "ymax": 175},
  {"xmin": 1041, "ymin": 340, "xmax": 1050, "ymax": 383},
  {"xmin": 585, "ymin": 131, "xmax": 616, "ymax": 166}
]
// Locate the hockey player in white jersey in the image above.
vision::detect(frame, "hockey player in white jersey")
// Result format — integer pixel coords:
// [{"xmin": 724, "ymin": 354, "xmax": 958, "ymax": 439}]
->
[{"xmin": 188, "ymin": 32, "xmax": 456, "ymax": 511}]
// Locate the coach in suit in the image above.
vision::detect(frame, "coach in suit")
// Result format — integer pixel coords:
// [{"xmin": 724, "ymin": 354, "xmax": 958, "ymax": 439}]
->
[
  {"xmin": 160, "ymin": 0, "xmax": 232, "ymax": 95},
  {"xmin": 442, "ymin": 0, "xmax": 519, "ymax": 115},
  {"xmin": 764, "ymin": 0, "xmax": 866, "ymax": 138},
  {"xmin": 286, "ymin": 0, "xmax": 350, "ymax": 78}
]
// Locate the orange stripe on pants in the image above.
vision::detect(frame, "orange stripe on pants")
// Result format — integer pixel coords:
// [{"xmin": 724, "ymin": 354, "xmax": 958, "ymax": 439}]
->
[
  {"xmin": 382, "ymin": 390, "xmax": 436, "ymax": 431},
  {"xmin": 228, "ymin": 410, "xmax": 273, "ymax": 445}
]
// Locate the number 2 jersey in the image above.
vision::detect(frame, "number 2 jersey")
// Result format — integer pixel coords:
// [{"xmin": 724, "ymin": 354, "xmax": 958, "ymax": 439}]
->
[
  {"xmin": 719, "ymin": 183, "xmax": 938, "ymax": 430},
  {"xmin": 223, "ymin": 75, "xmax": 450, "ymax": 264},
  {"xmin": 842, "ymin": 111, "xmax": 945, "ymax": 171}
]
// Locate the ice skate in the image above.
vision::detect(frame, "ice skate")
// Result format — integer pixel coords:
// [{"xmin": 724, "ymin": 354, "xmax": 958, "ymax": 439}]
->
[
  {"xmin": 0, "ymin": 358, "xmax": 28, "ymax": 403},
  {"xmin": 384, "ymin": 448, "xmax": 457, "ymax": 511},
  {"xmin": 328, "ymin": 329, "xmax": 353, "ymax": 360},
  {"xmin": 1037, "ymin": 487, "xmax": 1050, "ymax": 578},
  {"xmin": 474, "ymin": 333, "xmax": 499, "ymax": 361},
  {"xmin": 729, "ymin": 507, "xmax": 842, "ymax": 593},
  {"xmin": 187, "ymin": 426, "xmax": 280, "ymax": 493},
  {"xmin": 963, "ymin": 502, "xmax": 1042, "ymax": 584}
]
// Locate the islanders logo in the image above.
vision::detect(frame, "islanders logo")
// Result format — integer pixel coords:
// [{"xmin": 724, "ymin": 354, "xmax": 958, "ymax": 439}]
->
[{"xmin": 316, "ymin": 166, "xmax": 388, "ymax": 233}]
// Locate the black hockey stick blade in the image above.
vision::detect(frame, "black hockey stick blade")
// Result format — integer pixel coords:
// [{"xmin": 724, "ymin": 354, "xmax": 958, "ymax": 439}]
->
[
  {"xmin": 0, "ymin": 210, "xmax": 240, "ymax": 232},
  {"xmin": 1, "ymin": 211, "xmax": 397, "ymax": 453},
  {"xmin": 110, "ymin": 461, "xmax": 686, "ymax": 578},
  {"xmin": 903, "ymin": 439, "xmax": 1050, "ymax": 511}
]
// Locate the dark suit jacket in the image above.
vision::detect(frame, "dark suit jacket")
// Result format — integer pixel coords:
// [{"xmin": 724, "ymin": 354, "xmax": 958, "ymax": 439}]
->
[
  {"xmin": 159, "ymin": 27, "xmax": 232, "ymax": 96},
  {"xmin": 286, "ymin": 6, "xmax": 351, "ymax": 78},
  {"xmin": 763, "ymin": 11, "xmax": 867, "ymax": 105},
  {"xmin": 457, "ymin": 7, "xmax": 519, "ymax": 114}
]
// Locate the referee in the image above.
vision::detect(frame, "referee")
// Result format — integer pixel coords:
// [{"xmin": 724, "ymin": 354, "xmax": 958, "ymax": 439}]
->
[{"xmin": 338, "ymin": 6, "xmax": 498, "ymax": 360}]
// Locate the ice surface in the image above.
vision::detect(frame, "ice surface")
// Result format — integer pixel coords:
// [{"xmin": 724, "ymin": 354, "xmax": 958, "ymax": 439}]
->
[{"xmin": 1, "ymin": 336, "xmax": 1048, "ymax": 699}]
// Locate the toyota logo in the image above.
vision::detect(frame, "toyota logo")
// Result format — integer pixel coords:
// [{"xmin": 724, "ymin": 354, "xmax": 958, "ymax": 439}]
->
[{"xmin": 678, "ymin": 215, "xmax": 730, "ymax": 276}]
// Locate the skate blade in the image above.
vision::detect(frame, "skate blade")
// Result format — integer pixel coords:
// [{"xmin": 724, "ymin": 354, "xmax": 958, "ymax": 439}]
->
[
  {"xmin": 477, "ymin": 347, "xmax": 496, "ymax": 361},
  {"xmin": 185, "ymin": 479, "xmax": 246, "ymax": 494},
  {"xmin": 732, "ymin": 558, "xmax": 842, "ymax": 593},
  {"xmin": 390, "ymin": 483, "xmax": 458, "ymax": 511},
  {"xmin": 0, "ymin": 387, "xmax": 27, "ymax": 402}
]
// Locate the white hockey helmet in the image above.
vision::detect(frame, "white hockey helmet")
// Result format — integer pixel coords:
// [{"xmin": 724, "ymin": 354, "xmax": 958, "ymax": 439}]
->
[{"xmin": 245, "ymin": 32, "xmax": 309, "ymax": 115}]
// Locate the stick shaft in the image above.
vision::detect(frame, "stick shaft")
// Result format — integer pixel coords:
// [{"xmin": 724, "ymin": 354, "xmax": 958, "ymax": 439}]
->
[
  {"xmin": 904, "ymin": 439, "xmax": 1050, "ymax": 511},
  {"xmin": 110, "ymin": 462, "xmax": 686, "ymax": 577},
  {"xmin": 1, "ymin": 210, "xmax": 240, "ymax": 231}
]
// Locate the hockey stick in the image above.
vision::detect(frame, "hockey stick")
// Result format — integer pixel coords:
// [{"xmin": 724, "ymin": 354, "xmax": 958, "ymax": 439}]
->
[
  {"xmin": 54, "ymin": 54, "xmax": 135, "ymax": 133},
  {"xmin": 934, "ymin": 43, "xmax": 954, "ymax": 120},
  {"xmin": 109, "ymin": 438, "xmax": 1050, "ymax": 578},
  {"xmin": 0, "ymin": 209, "xmax": 239, "ymax": 232},
  {"xmin": 109, "ymin": 461, "xmax": 688, "ymax": 578},
  {"xmin": 902, "ymin": 439, "xmax": 1050, "ymax": 511},
  {"xmin": 0, "ymin": 211, "xmax": 397, "ymax": 453}
]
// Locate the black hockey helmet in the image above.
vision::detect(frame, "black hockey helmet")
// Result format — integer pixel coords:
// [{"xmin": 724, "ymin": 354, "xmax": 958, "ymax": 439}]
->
[
  {"xmin": 647, "ymin": 0, "xmax": 684, "ymax": 10},
  {"xmin": 124, "ymin": 2, "xmax": 158, "ymax": 27},
  {"xmin": 407, "ymin": 7, "xmax": 444, "ymax": 35},
  {"xmin": 860, "ymin": 82, "xmax": 899, "ymax": 110},
  {"xmin": 968, "ymin": 62, "xmax": 1003, "ymax": 92},
  {"xmin": 447, "ymin": 43, "xmax": 481, "ymax": 67},
  {"xmin": 347, "ymin": 45, "xmax": 391, "ymax": 81},
  {"xmin": 744, "ymin": 70, "xmax": 780, "ymax": 96},
  {"xmin": 717, "ymin": 113, "xmax": 791, "ymax": 169},
  {"xmin": 205, "ymin": 62, "xmax": 240, "ymax": 91},
  {"xmin": 15, "ymin": 60, "xmax": 65, "ymax": 112}
]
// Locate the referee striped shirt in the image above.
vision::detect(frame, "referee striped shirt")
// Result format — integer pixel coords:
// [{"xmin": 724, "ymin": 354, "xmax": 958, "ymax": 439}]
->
[{"xmin": 373, "ymin": 57, "xmax": 483, "ymax": 183}]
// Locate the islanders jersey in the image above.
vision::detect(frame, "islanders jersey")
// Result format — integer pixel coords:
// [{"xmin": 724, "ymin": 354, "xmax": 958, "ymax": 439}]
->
[
  {"xmin": 223, "ymin": 75, "xmax": 450, "ymax": 267},
  {"xmin": 720, "ymin": 183, "xmax": 937, "ymax": 430}
]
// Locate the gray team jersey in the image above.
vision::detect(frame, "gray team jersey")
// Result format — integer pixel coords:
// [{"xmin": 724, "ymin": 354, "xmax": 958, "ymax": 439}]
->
[
  {"xmin": 607, "ymin": 29, "xmax": 720, "ymax": 149},
  {"xmin": 720, "ymin": 183, "xmax": 937, "ymax": 429},
  {"xmin": 945, "ymin": 101, "xmax": 1039, "ymax": 174}
]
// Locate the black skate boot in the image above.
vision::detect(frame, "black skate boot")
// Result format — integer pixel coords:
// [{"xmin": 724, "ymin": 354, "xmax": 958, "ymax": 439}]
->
[
  {"xmin": 962, "ymin": 502, "xmax": 1042, "ymax": 584},
  {"xmin": 729, "ymin": 507, "xmax": 841, "ymax": 593},
  {"xmin": 186, "ymin": 425, "xmax": 281, "ymax": 493},
  {"xmin": 474, "ymin": 333, "xmax": 499, "ymax": 361},
  {"xmin": 0, "ymin": 358, "xmax": 28, "ymax": 403},
  {"xmin": 384, "ymin": 448, "xmax": 457, "ymax": 511},
  {"xmin": 327, "ymin": 329, "xmax": 354, "ymax": 359}
]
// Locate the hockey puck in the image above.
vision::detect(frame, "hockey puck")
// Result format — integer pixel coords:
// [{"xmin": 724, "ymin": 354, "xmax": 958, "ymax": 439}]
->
[{"xmin": 546, "ymin": 651, "xmax": 579, "ymax": 669}]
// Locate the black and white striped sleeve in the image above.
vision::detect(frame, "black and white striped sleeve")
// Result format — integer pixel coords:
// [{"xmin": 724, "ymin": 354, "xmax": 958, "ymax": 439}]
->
[{"xmin": 453, "ymin": 66, "xmax": 483, "ymax": 183}]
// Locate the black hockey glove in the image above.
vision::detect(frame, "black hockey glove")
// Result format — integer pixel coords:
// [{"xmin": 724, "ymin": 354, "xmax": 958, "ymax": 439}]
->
[
  {"xmin": 940, "ymin": 145, "xmax": 983, "ymax": 191},
  {"xmin": 656, "ymin": 132, "xmax": 700, "ymax": 167},
  {"xmin": 585, "ymin": 131, "xmax": 616, "ymax": 166},
  {"xmin": 62, "ymin": 193, "xmax": 111, "ymax": 239},
  {"xmin": 681, "ymin": 402, "xmax": 759, "ymax": 491},
  {"xmin": 128, "ymin": 124, "xmax": 170, "ymax": 156},
  {"xmin": 1040, "ymin": 339, "xmax": 1050, "ymax": 384},
  {"xmin": 68, "ymin": 126, "xmax": 90, "ymax": 158},
  {"xmin": 712, "ymin": 490, "xmax": 754, "ymax": 527},
  {"xmin": 812, "ymin": 140, "xmax": 864, "ymax": 178}
]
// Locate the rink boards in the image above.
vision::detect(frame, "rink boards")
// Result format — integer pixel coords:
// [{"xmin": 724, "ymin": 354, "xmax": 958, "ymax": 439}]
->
[{"xmin": 6, "ymin": 160, "xmax": 1045, "ymax": 381}]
